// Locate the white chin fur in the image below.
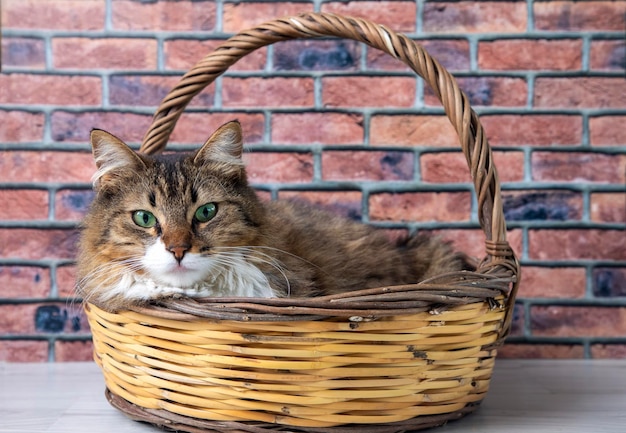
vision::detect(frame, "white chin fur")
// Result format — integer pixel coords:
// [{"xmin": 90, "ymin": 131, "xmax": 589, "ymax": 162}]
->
[
  {"xmin": 104, "ymin": 238, "xmax": 275, "ymax": 303},
  {"xmin": 142, "ymin": 238, "xmax": 211, "ymax": 288}
]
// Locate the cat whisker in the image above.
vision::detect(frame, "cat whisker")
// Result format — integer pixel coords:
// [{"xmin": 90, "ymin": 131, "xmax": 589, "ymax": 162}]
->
[
  {"xmin": 216, "ymin": 245, "xmax": 327, "ymax": 275},
  {"xmin": 75, "ymin": 257, "xmax": 147, "ymax": 306},
  {"xmin": 214, "ymin": 247, "xmax": 287, "ymax": 272}
]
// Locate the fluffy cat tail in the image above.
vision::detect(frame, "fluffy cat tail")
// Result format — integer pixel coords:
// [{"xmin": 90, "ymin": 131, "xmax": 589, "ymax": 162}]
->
[{"xmin": 400, "ymin": 233, "xmax": 475, "ymax": 282}]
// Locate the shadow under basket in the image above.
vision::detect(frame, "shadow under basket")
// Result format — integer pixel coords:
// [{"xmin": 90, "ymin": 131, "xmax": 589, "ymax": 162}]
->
[{"xmin": 85, "ymin": 12, "xmax": 520, "ymax": 433}]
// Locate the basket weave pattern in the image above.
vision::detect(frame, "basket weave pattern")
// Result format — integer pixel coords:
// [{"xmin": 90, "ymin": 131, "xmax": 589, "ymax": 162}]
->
[{"xmin": 86, "ymin": 12, "xmax": 520, "ymax": 433}]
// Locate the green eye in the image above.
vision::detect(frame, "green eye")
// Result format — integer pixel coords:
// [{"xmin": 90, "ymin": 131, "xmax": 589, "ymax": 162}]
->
[
  {"xmin": 195, "ymin": 202, "xmax": 217, "ymax": 222},
  {"xmin": 132, "ymin": 210, "xmax": 157, "ymax": 228}
]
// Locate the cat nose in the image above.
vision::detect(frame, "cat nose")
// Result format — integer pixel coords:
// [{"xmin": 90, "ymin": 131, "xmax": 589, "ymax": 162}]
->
[{"xmin": 168, "ymin": 244, "xmax": 190, "ymax": 263}]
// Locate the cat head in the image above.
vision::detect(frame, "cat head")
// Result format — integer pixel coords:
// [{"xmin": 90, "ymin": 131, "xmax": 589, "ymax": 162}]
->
[
  {"xmin": 90, "ymin": 120, "xmax": 246, "ymax": 192},
  {"xmin": 77, "ymin": 121, "xmax": 269, "ymax": 309}
]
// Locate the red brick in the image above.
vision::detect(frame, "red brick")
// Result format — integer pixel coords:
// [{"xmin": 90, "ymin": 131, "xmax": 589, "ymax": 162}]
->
[
  {"xmin": 370, "ymin": 115, "xmax": 459, "ymax": 148},
  {"xmin": 223, "ymin": 2, "xmax": 314, "ymax": 33},
  {"xmin": 590, "ymin": 193, "xmax": 626, "ymax": 223},
  {"xmin": 165, "ymin": 39, "xmax": 267, "ymax": 71},
  {"xmin": 222, "ymin": 77, "xmax": 314, "ymax": 108},
  {"xmin": 421, "ymin": 152, "xmax": 472, "ymax": 183},
  {"xmin": 529, "ymin": 229, "xmax": 626, "ymax": 261},
  {"xmin": 0, "ymin": 304, "xmax": 38, "ymax": 334},
  {"xmin": 0, "ymin": 190, "xmax": 49, "ymax": 220},
  {"xmin": 531, "ymin": 152, "xmax": 626, "ymax": 184},
  {"xmin": 498, "ymin": 344, "xmax": 584, "ymax": 359},
  {"xmin": 112, "ymin": 0, "xmax": 216, "ymax": 31},
  {"xmin": 367, "ymin": 39, "xmax": 470, "ymax": 72},
  {"xmin": 369, "ymin": 192, "xmax": 472, "ymax": 223},
  {"xmin": 590, "ymin": 116, "xmax": 626, "ymax": 146},
  {"xmin": 244, "ymin": 153, "xmax": 314, "ymax": 184},
  {"xmin": 503, "ymin": 190, "xmax": 583, "ymax": 222},
  {"xmin": 590, "ymin": 40, "xmax": 626, "ymax": 71},
  {"xmin": 2, "ymin": 0, "xmax": 105, "ymax": 30},
  {"xmin": 0, "ymin": 266, "xmax": 50, "ymax": 298},
  {"xmin": 429, "ymin": 227, "xmax": 522, "ymax": 261},
  {"xmin": 273, "ymin": 40, "xmax": 360, "ymax": 71},
  {"xmin": 272, "ymin": 113, "xmax": 363, "ymax": 145},
  {"xmin": 493, "ymin": 151, "xmax": 528, "ymax": 183},
  {"xmin": 55, "ymin": 340, "xmax": 94, "ymax": 362},
  {"xmin": 1, "ymin": 37, "xmax": 45, "ymax": 68},
  {"xmin": 321, "ymin": 1, "xmax": 417, "ymax": 32},
  {"xmin": 425, "ymin": 77, "xmax": 527, "ymax": 107},
  {"xmin": 478, "ymin": 39, "xmax": 582, "ymax": 71},
  {"xmin": 591, "ymin": 344, "xmax": 626, "ymax": 359},
  {"xmin": 0, "ymin": 229, "xmax": 79, "ymax": 260},
  {"xmin": 534, "ymin": 77, "xmax": 626, "ymax": 108},
  {"xmin": 426, "ymin": 227, "xmax": 521, "ymax": 262},
  {"xmin": 109, "ymin": 75, "xmax": 214, "ymax": 108},
  {"xmin": 169, "ymin": 113, "xmax": 265, "ymax": 145},
  {"xmin": 481, "ymin": 115, "xmax": 582, "ymax": 147},
  {"xmin": 0, "ymin": 110, "xmax": 45, "ymax": 142},
  {"xmin": 534, "ymin": 1, "xmax": 626, "ymax": 31},
  {"xmin": 518, "ymin": 266, "xmax": 586, "ymax": 299},
  {"xmin": 322, "ymin": 76, "xmax": 416, "ymax": 108},
  {"xmin": 51, "ymin": 111, "xmax": 152, "ymax": 144},
  {"xmin": 322, "ymin": 151, "xmax": 414, "ymax": 181},
  {"xmin": 531, "ymin": 306, "xmax": 626, "ymax": 337},
  {"xmin": 421, "ymin": 151, "xmax": 524, "ymax": 184},
  {"xmin": 277, "ymin": 191, "xmax": 362, "ymax": 220},
  {"xmin": 0, "ymin": 151, "xmax": 95, "ymax": 183},
  {"xmin": 0, "ymin": 74, "xmax": 101, "ymax": 106},
  {"xmin": 428, "ymin": 228, "xmax": 486, "ymax": 259},
  {"xmin": 593, "ymin": 267, "xmax": 626, "ymax": 298},
  {"xmin": 52, "ymin": 38, "xmax": 157, "ymax": 70},
  {"xmin": 56, "ymin": 265, "xmax": 78, "ymax": 298},
  {"xmin": 0, "ymin": 340, "xmax": 48, "ymax": 362},
  {"xmin": 423, "ymin": 1, "xmax": 527, "ymax": 33},
  {"xmin": 0, "ymin": 303, "xmax": 89, "ymax": 334},
  {"xmin": 164, "ymin": 39, "xmax": 220, "ymax": 70},
  {"xmin": 55, "ymin": 189, "xmax": 94, "ymax": 222}
]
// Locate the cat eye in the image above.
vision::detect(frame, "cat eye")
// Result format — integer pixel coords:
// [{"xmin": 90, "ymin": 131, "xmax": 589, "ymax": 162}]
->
[
  {"xmin": 132, "ymin": 210, "xmax": 157, "ymax": 228},
  {"xmin": 195, "ymin": 203, "xmax": 217, "ymax": 223}
]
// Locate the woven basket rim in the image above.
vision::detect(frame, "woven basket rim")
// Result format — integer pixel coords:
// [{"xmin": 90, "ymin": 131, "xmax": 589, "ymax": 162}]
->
[{"xmin": 118, "ymin": 271, "xmax": 511, "ymax": 321}]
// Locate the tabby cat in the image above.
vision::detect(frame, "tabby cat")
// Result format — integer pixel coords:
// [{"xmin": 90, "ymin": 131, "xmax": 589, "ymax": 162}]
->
[{"xmin": 77, "ymin": 121, "xmax": 471, "ymax": 312}]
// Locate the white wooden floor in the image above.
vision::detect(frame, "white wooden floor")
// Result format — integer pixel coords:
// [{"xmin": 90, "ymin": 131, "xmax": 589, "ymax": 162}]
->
[{"xmin": 1, "ymin": 360, "xmax": 625, "ymax": 432}]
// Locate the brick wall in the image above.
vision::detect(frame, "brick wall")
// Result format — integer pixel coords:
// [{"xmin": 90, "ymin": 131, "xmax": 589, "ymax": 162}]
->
[{"xmin": 0, "ymin": 0, "xmax": 624, "ymax": 362}]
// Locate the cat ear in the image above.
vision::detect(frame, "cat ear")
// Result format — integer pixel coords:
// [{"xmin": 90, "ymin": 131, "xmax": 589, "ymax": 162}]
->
[
  {"xmin": 193, "ymin": 121, "xmax": 245, "ymax": 172},
  {"xmin": 90, "ymin": 129, "xmax": 146, "ymax": 189}
]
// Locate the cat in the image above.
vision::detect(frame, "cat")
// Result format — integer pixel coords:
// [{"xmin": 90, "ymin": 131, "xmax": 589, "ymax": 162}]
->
[{"xmin": 76, "ymin": 121, "xmax": 473, "ymax": 312}]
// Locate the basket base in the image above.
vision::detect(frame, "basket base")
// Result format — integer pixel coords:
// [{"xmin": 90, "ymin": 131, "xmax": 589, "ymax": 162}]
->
[{"xmin": 105, "ymin": 388, "xmax": 481, "ymax": 433}]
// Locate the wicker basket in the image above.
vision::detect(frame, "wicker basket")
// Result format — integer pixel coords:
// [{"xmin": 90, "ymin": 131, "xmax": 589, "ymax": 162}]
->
[{"xmin": 85, "ymin": 12, "xmax": 520, "ymax": 433}]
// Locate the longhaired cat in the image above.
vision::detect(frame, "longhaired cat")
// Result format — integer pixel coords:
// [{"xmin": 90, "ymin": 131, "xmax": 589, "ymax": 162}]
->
[{"xmin": 77, "ymin": 121, "xmax": 472, "ymax": 312}]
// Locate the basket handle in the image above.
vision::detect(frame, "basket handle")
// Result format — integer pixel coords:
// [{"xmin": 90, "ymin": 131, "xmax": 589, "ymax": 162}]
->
[{"xmin": 139, "ymin": 12, "xmax": 519, "ymax": 328}]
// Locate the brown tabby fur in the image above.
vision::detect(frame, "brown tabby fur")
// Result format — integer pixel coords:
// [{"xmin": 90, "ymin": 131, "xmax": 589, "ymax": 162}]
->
[{"xmin": 77, "ymin": 121, "xmax": 472, "ymax": 312}]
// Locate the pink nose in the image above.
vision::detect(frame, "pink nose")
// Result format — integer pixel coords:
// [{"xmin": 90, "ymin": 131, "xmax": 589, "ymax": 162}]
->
[{"xmin": 168, "ymin": 245, "xmax": 189, "ymax": 263}]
